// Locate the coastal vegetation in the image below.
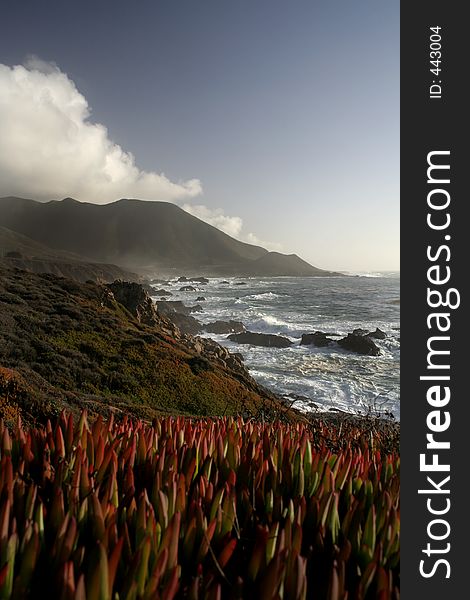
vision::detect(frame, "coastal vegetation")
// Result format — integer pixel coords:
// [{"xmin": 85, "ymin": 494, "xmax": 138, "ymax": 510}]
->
[
  {"xmin": 0, "ymin": 409, "xmax": 399, "ymax": 599},
  {"xmin": 0, "ymin": 266, "xmax": 282, "ymax": 426},
  {"xmin": 0, "ymin": 264, "xmax": 399, "ymax": 598}
]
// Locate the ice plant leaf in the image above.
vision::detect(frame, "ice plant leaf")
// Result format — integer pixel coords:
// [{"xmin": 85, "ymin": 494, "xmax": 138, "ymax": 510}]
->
[
  {"xmin": 0, "ymin": 410, "xmax": 399, "ymax": 599},
  {"xmin": 217, "ymin": 538, "xmax": 237, "ymax": 569},
  {"xmin": 108, "ymin": 538, "xmax": 123, "ymax": 593},
  {"xmin": 87, "ymin": 541, "xmax": 109, "ymax": 600}
]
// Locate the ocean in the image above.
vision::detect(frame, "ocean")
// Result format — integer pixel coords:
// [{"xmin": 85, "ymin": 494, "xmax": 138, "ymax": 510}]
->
[{"xmin": 151, "ymin": 273, "xmax": 400, "ymax": 419}]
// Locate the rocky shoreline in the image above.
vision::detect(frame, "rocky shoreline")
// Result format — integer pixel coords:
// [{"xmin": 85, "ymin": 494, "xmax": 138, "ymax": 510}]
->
[
  {"xmin": 146, "ymin": 276, "xmax": 388, "ymax": 356},
  {"xmin": 0, "ymin": 266, "xmax": 398, "ymax": 429},
  {"xmin": 106, "ymin": 277, "xmax": 399, "ymax": 427},
  {"xmin": 141, "ymin": 275, "xmax": 398, "ymax": 419}
]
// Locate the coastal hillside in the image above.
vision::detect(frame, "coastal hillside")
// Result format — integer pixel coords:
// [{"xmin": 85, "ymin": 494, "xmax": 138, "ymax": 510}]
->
[
  {"xmin": 248, "ymin": 251, "xmax": 327, "ymax": 276},
  {"xmin": 0, "ymin": 265, "xmax": 284, "ymax": 425},
  {"xmin": 0, "ymin": 226, "xmax": 140, "ymax": 283},
  {"xmin": 0, "ymin": 196, "xmax": 338, "ymax": 277}
]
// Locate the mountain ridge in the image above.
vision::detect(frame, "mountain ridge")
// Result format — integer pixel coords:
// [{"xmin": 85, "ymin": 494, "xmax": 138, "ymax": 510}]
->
[{"xmin": 0, "ymin": 196, "xmax": 341, "ymax": 277}]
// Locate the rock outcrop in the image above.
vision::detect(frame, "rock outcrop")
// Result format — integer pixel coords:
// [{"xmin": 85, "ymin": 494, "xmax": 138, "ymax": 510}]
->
[
  {"xmin": 204, "ymin": 320, "xmax": 246, "ymax": 334},
  {"xmin": 155, "ymin": 301, "xmax": 203, "ymax": 335},
  {"xmin": 227, "ymin": 332, "xmax": 293, "ymax": 348},
  {"xmin": 107, "ymin": 281, "xmax": 160, "ymax": 328},
  {"xmin": 352, "ymin": 328, "xmax": 369, "ymax": 337},
  {"xmin": 300, "ymin": 332, "xmax": 333, "ymax": 347},
  {"xmin": 156, "ymin": 301, "xmax": 195, "ymax": 315},
  {"xmin": 367, "ymin": 327, "xmax": 387, "ymax": 340},
  {"xmin": 100, "ymin": 281, "xmax": 267, "ymax": 388},
  {"xmin": 337, "ymin": 333, "xmax": 381, "ymax": 356}
]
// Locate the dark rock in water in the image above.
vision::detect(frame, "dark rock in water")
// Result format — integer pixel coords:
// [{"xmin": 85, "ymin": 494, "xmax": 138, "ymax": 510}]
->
[
  {"xmin": 301, "ymin": 331, "xmax": 333, "ymax": 347},
  {"xmin": 367, "ymin": 327, "xmax": 387, "ymax": 340},
  {"xmin": 338, "ymin": 333, "xmax": 381, "ymax": 356},
  {"xmin": 179, "ymin": 285, "xmax": 197, "ymax": 292},
  {"xmin": 189, "ymin": 304, "xmax": 204, "ymax": 313},
  {"xmin": 220, "ymin": 281, "xmax": 230, "ymax": 285},
  {"xmin": 196, "ymin": 296, "xmax": 206, "ymax": 302},
  {"xmin": 227, "ymin": 331, "xmax": 293, "ymax": 348},
  {"xmin": 204, "ymin": 320, "xmax": 246, "ymax": 334},
  {"xmin": 152, "ymin": 288, "xmax": 172, "ymax": 296},
  {"xmin": 234, "ymin": 282, "xmax": 247, "ymax": 286},
  {"xmin": 350, "ymin": 327, "xmax": 386, "ymax": 340},
  {"xmin": 352, "ymin": 328, "xmax": 369, "ymax": 337}
]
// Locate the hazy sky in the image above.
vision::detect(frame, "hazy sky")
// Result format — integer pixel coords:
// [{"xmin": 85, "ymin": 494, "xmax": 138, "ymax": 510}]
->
[{"xmin": 0, "ymin": 0, "xmax": 399, "ymax": 271}]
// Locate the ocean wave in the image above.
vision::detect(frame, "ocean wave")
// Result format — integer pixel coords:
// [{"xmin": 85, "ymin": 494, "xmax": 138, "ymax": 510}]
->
[
  {"xmin": 249, "ymin": 314, "xmax": 292, "ymax": 331},
  {"xmin": 157, "ymin": 275, "xmax": 400, "ymax": 418},
  {"xmin": 244, "ymin": 292, "xmax": 283, "ymax": 300}
]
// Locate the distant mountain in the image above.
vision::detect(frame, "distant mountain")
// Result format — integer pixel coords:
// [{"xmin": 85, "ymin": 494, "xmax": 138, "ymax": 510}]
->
[
  {"xmin": 248, "ymin": 252, "xmax": 328, "ymax": 277},
  {"xmin": 0, "ymin": 197, "xmax": 340, "ymax": 277},
  {"xmin": 0, "ymin": 225, "xmax": 140, "ymax": 283}
]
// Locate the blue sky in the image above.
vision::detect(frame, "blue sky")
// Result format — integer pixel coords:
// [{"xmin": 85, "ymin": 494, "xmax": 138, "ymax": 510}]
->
[{"xmin": 0, "ymin": 0, "xmax": 399, "ymax": 271}]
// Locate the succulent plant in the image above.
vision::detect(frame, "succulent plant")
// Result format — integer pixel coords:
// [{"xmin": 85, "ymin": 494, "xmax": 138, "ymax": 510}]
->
[{"xmin": 0, "ymin": 411, "xmax": 399, "ymax": 599}]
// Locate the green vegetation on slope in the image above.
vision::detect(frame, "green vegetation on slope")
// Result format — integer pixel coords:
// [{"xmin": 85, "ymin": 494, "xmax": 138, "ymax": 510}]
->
[{"xmin": 0, "ymin": 266, "xmax": 281, "ymax": 425}]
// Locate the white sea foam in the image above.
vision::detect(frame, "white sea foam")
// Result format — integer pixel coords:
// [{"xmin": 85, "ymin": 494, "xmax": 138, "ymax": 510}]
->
[
  {"xmin": 161, "ymin": 275, "xmax": 400, "ymax": 418},
  {"xmin": 244, "ymin": 292, "xmax": 283, "ymax": 300}
]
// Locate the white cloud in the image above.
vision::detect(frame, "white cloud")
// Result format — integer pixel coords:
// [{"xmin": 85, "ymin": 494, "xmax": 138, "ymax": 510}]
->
[
  {"xmin": 244, "ymin": 232, "xmax": 283, "ymax": 252},
  {"xmin": 0, "ymin": 59, "xmax": 201, "ymax": 203},
  {"xmin": 181, "ymin": 203, "xmax": 243, "ymax": 238},
  {"xmin": 0, "ymin": 58, "xmax": 282, "ymax": 252},
  {"xmin": 182, "ymin": 203, "xmax": 282, "ymax": 251}
]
